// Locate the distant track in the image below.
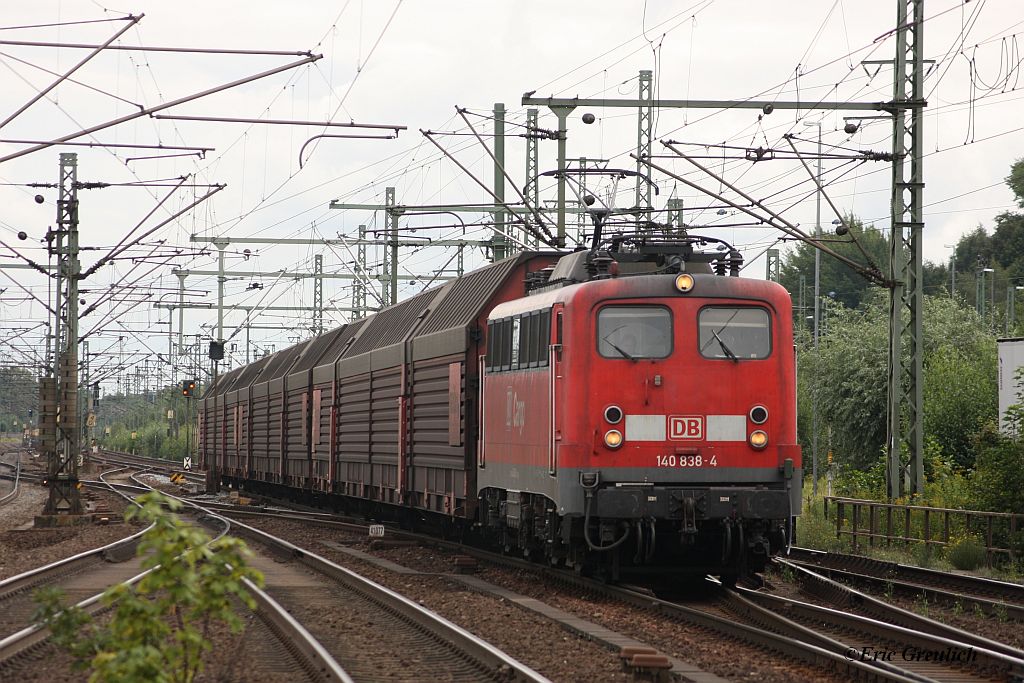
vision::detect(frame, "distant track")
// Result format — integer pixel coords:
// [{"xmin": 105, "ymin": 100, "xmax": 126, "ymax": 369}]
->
[
  {"xmin": 783, "ymin": 546, "xmax": 1024, "ymax": 621},
  {"xmin": 0, "ymin": 468, "xmax": 350, "ymax": 683}
]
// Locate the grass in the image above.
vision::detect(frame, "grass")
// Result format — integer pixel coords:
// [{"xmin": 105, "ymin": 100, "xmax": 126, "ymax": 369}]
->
[
  {"xmin": 795, "ymin": 479, "xmax": 1024, "ymax": 581},
  {"xmin": 914, "ymin": 592, "xmax": 930, "ymax": 617}
]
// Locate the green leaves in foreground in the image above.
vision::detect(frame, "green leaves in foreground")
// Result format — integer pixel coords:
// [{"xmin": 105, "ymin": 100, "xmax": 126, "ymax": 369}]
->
[{"xmin": 33, "ymin": 491, "xmax": 264, "ymax": 683}]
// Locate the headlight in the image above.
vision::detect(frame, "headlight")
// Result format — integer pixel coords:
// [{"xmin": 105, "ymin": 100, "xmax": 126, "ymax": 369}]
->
[
  {"xmin": 674, "ymin": 273, "xmax": 695, "ymax": 292},
  {"xmin": 749, "ymin": 430, "xmax": 768, "ymax": 449},
  {"xmin": 604, "ymin": 405, "xmax": 623, "ymax": 424},
  {"xmin": 749, "ymin": 406, "xmax": 768, "ymax": 425},
  {"xmin": 604, "ymin": 430, "xmax": 623, "ymax": 448}
]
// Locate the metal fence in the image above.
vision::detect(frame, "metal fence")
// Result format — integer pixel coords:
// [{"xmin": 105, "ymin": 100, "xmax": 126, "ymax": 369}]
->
[{"xmin": 824, "ymin": 496, "xmax": 1024, "ymax": 566}]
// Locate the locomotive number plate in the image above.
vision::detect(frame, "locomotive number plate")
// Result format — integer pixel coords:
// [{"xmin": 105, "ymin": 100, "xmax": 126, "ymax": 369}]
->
[{"xmin": 655, "ymin": 454, "xmax": 718, "ymax": 467}]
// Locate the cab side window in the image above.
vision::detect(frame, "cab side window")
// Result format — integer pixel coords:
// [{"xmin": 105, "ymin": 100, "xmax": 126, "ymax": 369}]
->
[{"xmin": 486, "ymin": 309, "xmax": 552, "ymax": 372}]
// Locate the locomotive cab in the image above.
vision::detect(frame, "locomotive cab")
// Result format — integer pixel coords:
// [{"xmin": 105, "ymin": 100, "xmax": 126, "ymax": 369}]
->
[{"xmin": 478, "ymin": 238, "xmax": 801, "ymax": 583}]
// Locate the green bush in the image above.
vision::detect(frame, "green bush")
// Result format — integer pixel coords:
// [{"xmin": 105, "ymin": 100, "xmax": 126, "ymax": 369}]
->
[
  {"xmin": 947, "ymin": 535, "xmax": 987, "ymax": 570},
  {"xmin": 34, "ymin": 491, "xmax": 263, "ymax": 683},
  {"xmin": 797, "ymin": 482, "xmax": 845, "ymax": 552}
]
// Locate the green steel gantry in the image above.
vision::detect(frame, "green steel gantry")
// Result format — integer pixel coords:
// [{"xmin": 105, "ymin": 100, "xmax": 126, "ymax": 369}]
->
[{"xmin": 522, "ymin": 0, "xmax": 927, "ymax": 497}]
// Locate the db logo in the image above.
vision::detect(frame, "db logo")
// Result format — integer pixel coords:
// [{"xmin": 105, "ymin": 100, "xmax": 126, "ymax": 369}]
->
[{"xmin": 669, "ymin": 416, "xmax": 703, "ymax": 440}]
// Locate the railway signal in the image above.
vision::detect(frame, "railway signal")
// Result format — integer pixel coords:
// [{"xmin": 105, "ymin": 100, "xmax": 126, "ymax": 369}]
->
[{"xmin": 181, "ymin": 379, "xmax": 197, "ymax": 397}]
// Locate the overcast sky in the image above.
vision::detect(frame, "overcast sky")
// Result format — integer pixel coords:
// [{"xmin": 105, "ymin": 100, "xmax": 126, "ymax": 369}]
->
[{"xmin": 1, "ymin": 1, "xmax": 1021, "ymax": 383}]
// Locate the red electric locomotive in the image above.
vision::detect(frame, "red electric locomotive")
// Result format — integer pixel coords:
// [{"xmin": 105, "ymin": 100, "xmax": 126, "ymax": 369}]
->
[
  {"xmin": 200, "ymin": 236, "xmax": 799, "ymax": 584},
  {"xmin": 478, "ymin": 238, "xmax": 800, "ymax": 582}
]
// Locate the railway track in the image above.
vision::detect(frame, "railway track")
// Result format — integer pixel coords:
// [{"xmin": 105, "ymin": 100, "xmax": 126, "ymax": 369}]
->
[
  {"xmin": 96, "ymin": 468, "xmax": 549, "ymax": 682},
  {"xmin": 214, "ymin": 504, "xmax": 986, "ymax": 682},
  {"xmin": 0, "ymin": 459, "xmax": 20, "ymax": 506},
  {"xmin": 733, "ymin": 583, "xmax": 1023, "ymax": 682},
  {"xmin": 0, "ymin": 469, "xmax": 351, "ymax": 683},
  {"xmin": 782, "ymin": 546, "xmax": 1024, "ymax": 621},
  {"xmin": 169, "ymin": 507, "xmax": 549, "ymax": 680},
  {"xmin": 93, "ymin": 450, "xmax": 205, "ymax": 486},
  {"xmin": 88, "ymin": 466, "xmax": 1024, "ymax": 681}
]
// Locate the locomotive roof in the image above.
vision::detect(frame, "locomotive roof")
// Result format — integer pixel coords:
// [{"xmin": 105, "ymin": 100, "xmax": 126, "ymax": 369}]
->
[{"xmin": 488, "ymin": 271, "xmax": 791, "ymax": 320}]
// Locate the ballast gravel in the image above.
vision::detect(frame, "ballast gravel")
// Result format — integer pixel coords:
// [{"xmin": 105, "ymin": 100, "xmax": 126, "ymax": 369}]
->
[{"xmin": 239, "ymin": 516, "xmax": 849, "ymax": 683}]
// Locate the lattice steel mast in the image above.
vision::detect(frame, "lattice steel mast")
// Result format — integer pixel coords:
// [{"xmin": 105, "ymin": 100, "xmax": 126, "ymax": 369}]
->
[
  {"xmin": 44, "ymin": 152, "xmax": 83, "ymax": 515},
  {"xmin": 888, "ymin": 0, "xmax": 926, "ymax": 498}
]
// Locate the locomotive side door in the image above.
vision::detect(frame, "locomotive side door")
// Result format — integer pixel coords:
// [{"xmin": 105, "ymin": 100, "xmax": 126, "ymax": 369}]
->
[{"xmin": 549, "ymin": 304, "xmax": 564, "ymax": 476}]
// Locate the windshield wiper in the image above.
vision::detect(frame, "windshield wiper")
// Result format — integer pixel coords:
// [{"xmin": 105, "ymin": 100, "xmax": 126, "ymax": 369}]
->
[
  {"xmin": 699, "ymin": 309, "xmax": 742, "ymax": 353},
  {"xmin": 602, "ymin": 335, "xmax": 638, "ymax": 362},
  {"xmin": 712, "ymin": 329, "xmax": 739, "ymax": 363}
]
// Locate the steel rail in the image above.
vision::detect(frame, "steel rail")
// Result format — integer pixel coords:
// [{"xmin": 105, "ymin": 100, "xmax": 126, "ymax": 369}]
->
[
  {"xmin": 0, "ymin": 474, "xmax": 348, "ymax": 682},
  {"xmin": 0, "ymin": 524, "xmax": 147, "ymax": 604},
  {"xmin": 210, "ymin": 506, "xmax": 915, "ymax": 682},
  {"xmin": 735, "ymin": 585, "xmax": 1024, "ymax": 681},
  {"xmin": 786, "ymin": 546, "xmax": 1024, "ymax": 611},
  {"xmin": 611, "ymin": 581, "xmax": 924, "ymax": 683},
  {"xmin": 774, "ymin": 558, "xmax": 1023, "ymax": 660},
  {"xmin": 171, "ymin": 502, "xmax": 549, "ymax": 681},
  {"xmin": 242, "ymin": 576, "xmax": 356, "ymax": 683},
  {"xmin": 94, "ymin": 450, "xmax": 204, "ymax": 484},
  {"xmin": 0, "ymin": 459, "xmax": 19, "ymax": 506},
  {"xmin": 780, "ymin": 555, "xmax": 1024, "ymax": 623},
  {"xmin": 0, "ymin": 558, "xmax": 156, "ymax": 667}
]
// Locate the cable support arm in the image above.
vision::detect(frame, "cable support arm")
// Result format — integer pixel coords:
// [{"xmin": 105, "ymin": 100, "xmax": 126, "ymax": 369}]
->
[
  {"xmin": 79, "ymin": 247, "xmax": 180, "ymax": 339},
  {"xmin": 0, "ymin": 14, "xmax": 142, "ymax": 131},
  {"xmin": 0, "ymin": 265, "xmax": 56, "ymax": 315},
  {"xmin": 222, "ymin": 271, "xmax": 289, "ymax": 345},
  {"xmin": 153, "ymin": 114, "xmax": 405, "ymax": 129},
  {"xmin": 0, "ymin": 53, "xmax": 321, "ymax": 163},
  {"xmin": 455, "ymin": 106, "xmax": 555, "ymax": 242},
  {"xmin": 82, "ymin": 182, "xmax": 225, "ymax": 278},
  {"xmin": 0, "ymin": 238, "xmax": 52, "ymax": 276},
  {"xmin": 657, "ymin": 141, "xmax": 890, "ymax": 286},
  {"xmin": 298, "ymin": 132, "xmax": 399, "ymax": 168},
  {"xmin": 637, "ymin": 152, "xmax": 887, "ymax": 286},
  {"xmin": 312, "ymin": 234, "xmax": 387, "ymax": 309},
  {"xmin": 0, "ymin": 39, "xmax": 316, "ymax": 57},
  {"xmin": 781, "ymin": 135, "xmax": 883, "ymax": 274},
  {"xmin": 0, "ymin": 139, "xmax": 214, "ymax": 152},
  {"xmin": 420, "ymin": 130, "xmax": 557, "ymax": 249},
  {"xmin": 85, "ymin": 176, "xmax": 190, "ymax": 276}
]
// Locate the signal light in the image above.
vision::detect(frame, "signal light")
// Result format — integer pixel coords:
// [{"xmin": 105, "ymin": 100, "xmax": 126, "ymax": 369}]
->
[
  {"xmin": 749, "ymin": 430, "xmax": 768, "ymax": 450},
  {"xmin": 674, "ymin": 273, "xmax": 695, "ymax": 292},
  {"xmin": 604, "ymin": 430, "xmax": 623, "ymax": 449},
  {"xmin": 182, "ymin": 379, "xmax": 197, "ymax": 397}
]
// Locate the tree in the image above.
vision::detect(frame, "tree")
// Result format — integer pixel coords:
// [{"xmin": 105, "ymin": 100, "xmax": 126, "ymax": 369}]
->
[
  {"xmin": 1007, "ymin": 157, "xmax": 1024, "ymax": 208},
  {"xmin": 969, "ymin": 424, "xmax": 1024, "ymax": 515},
  {"xmin": 0, "ymin": 366, "xmax": 38, "ymax": 431},
  {"xmin": 953, "ymin": 225, "xmax": 994, "ymax": 276},
  {"xmin": 991, "ymin": 212, "xmax": 1024, "ymax": 284},
  {"xmin": 779, "ymin": 216, "xmax": 890, "ymax": 311},
  {"xmin": 800, "ymin": 292, "xmax": 996, "ymax": 472},
  {"xmin": 969, "ymin": 368, "xmax": 1024, "ymax": 515},
  {"xmin": 34, "ymin": 491, "xmax": 263, "ymax": 683}
]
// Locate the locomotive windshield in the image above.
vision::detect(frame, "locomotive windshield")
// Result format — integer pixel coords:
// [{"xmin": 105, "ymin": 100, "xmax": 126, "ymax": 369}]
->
[
  {"xmin": 597, "ymin": 306, "xmax": 672, "ymax": 359},
  {"xmin": 698, "ymin": 307, "xmax": 771, "ymax": 360}
]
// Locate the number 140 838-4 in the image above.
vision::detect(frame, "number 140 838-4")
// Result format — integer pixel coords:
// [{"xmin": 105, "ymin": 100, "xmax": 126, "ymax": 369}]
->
[{"xmin": 655, "ymin": 454, "xmax": 717, "ymax": 467}]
